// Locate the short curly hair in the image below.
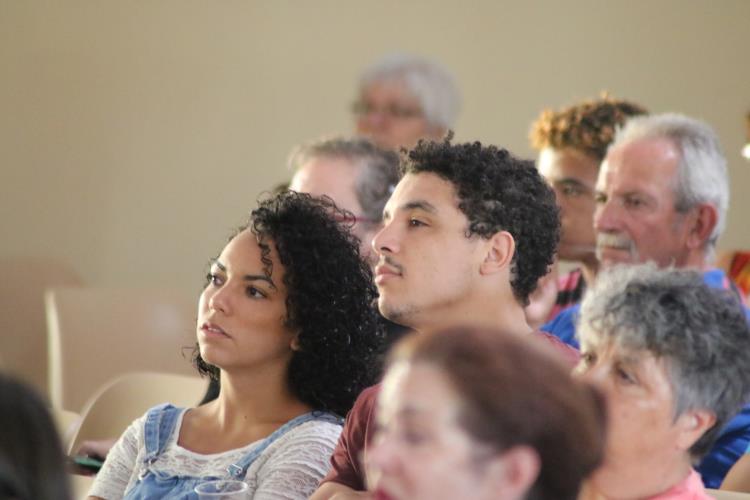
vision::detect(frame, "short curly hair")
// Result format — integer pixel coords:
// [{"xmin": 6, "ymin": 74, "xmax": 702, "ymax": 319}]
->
[
  {"xmin": 402, "ymin": 135, "xmax": 560, "ymax": 306},
  {"xmin": 530, "ymin": 93, "xmax": 648, "ymax": 161},
  {"xmin": 194, "ymin": 191, "xmax": 384, "ymax": 417}
]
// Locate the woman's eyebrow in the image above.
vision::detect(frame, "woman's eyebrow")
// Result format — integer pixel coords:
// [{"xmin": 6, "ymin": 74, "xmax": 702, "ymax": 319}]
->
[{"xmin": 210, "ymin": 259, "xmax": 276, "ymax": 289}]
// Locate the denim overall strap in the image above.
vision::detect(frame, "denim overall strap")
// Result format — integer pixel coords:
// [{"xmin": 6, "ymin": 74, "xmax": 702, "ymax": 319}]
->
[
  {"xmin": 225, "ymin": 411, "xmax": 343, "ymax": 479},
  {"xmin": 140, "ymin": 404, "xmax": 183, "ymax": 469}
]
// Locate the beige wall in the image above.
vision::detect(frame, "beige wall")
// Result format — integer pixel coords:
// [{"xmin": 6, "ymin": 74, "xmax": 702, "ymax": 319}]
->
[{"xmin": 2, "ymin": 0, "xmax": 749, "ymax": 293}]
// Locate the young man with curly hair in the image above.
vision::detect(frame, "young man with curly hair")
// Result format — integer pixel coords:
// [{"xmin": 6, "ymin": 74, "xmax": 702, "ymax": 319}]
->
[
  {"xmin": 529, "ymin": 95, "xmax": 647, "ymax": 320},
  {"xmin": 311, "ymin": 137, "xmax": 578, "ymax": 499}
]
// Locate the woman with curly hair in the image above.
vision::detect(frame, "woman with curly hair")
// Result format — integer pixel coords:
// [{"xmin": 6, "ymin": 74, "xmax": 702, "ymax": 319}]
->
[{"xmin": 88, "ymin": 191, "xmax": 384, "ymax": 499}]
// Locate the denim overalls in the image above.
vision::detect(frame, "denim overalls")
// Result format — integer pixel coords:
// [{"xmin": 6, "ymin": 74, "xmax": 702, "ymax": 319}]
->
[{"xmin": 123, "ymin": 403, "xmax": 342, "ymax": 499}]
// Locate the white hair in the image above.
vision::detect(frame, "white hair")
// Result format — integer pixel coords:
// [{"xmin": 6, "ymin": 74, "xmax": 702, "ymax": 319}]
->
[
  {"xmin": 610, "ymin": 113, "xmax": 729, "ymax": 252},
  {"xmin": 359, "ymin": 53, "xmax": 461, "ymax": 131}
]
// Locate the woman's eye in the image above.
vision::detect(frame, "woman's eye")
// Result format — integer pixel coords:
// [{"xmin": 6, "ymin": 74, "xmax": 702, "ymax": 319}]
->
[
  {"xmin": 400, "ymin": 429, "xmax": 428, "ymax": 446},
  {"xmin": 206, "ymin": 273, "xmax": 223, "ymax": 287},
  {"xmin": 616, "ymin": 367, "xmax": 636, "ymax": 384},
  {"xmin": 246, "ymin": 286, "xmax": 266, "ymax": 299}
]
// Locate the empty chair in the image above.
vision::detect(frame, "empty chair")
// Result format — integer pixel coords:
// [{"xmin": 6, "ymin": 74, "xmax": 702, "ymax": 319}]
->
[
  {"xmin": 67, "ymin": 371, "xmax": 206, "ymax": 456},
  {"xmin": 0, "ymin": 257, "xmax": 82, "ymax": 397},
  {"xmin": 51, "ymin": 407, "xmax": 81, "ymax": 447},
  {"xmin": 45, "ymin": 286, "xmax": 197, "ymax": 412}
]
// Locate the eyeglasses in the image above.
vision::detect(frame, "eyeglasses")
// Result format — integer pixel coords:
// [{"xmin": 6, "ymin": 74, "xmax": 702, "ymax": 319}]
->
[
  {"xmin": 351, "ymin": 100, "xmax": 423, "ymax": 120},
  {"xmin": 332, "ymin": 212, "xmax": 379, "ymax": 226}
]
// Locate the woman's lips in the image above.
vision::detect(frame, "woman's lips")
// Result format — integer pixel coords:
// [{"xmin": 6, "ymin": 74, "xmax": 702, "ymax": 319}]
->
[{"xmin": 201, "ymin": 322, "xmax": 230, "ymax": 338}]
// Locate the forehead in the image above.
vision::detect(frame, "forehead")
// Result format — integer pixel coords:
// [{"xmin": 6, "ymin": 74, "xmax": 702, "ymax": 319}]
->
[
  {"xmin": 385, "ymin": 172, "xmax": 461, "ymax": 214},
  {"xmin": 289, "ymin": 157, "xmax": 362, "ymax": 211},
  {"xmin": 379, "ymin": 361, "xmax": 461, "ymax": 420},
  {"xmin": 538, "ymin": 147, "xmax": 600, "ymax": 181},
  {"xmin": 362, "ymin": 79, "xmax": 419, "ymax": 105},
  {"xmin": 599, "ymin": 137, "xmax": 680, "ymax": 192},
  {"xmin": 219, "ymin": 230, "xmax": 283, "ymax": 275}
]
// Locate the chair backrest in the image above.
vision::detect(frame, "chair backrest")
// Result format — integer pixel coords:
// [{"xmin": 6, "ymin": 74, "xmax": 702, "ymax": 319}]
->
[
  {"xmin": 46, "ymin": 286, "xmax": 198, "ymax": 411},
  {"xmin": 708, "ymin": 489, "xmax": 750, "ymax": 499},
  {"xmin": 67, "ymin": 371, "xmax": 207, "ymax": 455},
  {"xmin": 0, "ymin": 257, "xmax": 82, "ymax": 397},
  {"xmin": 51, "ymin": 407, "xmax": 82, "ymax": 448}
]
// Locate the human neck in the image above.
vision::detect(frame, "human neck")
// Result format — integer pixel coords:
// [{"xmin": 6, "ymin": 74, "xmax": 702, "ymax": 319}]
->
[
  {"xmin": 582, "ymin": 458, "xmax": 693, "ymax": 500},
  {"xmin": 580, "ymin": 256, "xmax": 599, "ymax": 287},
  {"xmin": 410, "ymin": 293, "xmax": 532, "ymax": 337},
  {"xmin": 212, "ymin": 367, "xmax": 310, "ymax": 431}
]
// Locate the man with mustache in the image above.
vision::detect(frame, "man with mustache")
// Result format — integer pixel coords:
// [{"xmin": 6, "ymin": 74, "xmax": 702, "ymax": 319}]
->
[
  {"xmin": 542, "ymin": 112, "xmax": 748, "ymax": 489},
  {"xmin": 311, "ymin": 137, "xmax": 578, "ymax": 499}
]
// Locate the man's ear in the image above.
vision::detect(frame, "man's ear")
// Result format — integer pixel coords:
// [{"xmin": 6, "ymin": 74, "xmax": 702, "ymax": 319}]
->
[
  {"xmin": 480, "ymin": 231, "xmax": 515, "ymax": 276},
  {"xmin": 675, "ymin": 408, "xmax": 716, "ymax": 452},
  {"xmin": 685, "ymin": 203, "xmax": 718, "ymax": 250},
  {"xmin": 483, "ymin": 446, "xmax": 540, "ymax": 500}
]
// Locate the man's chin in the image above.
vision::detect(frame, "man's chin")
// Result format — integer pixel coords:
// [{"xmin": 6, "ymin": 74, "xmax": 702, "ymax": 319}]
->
[
  {"xmin": 596, "ymin": 247, "xmax": 636, "ymax": 268},
  {"xmin": 378, "ymin": 298, "xmax": 415, "ymax": 326}
]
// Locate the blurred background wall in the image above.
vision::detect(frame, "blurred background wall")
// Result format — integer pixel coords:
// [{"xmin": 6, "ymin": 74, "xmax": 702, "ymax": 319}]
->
[{"xmin": 2, "ymin": 0, "xmax": 748, "ymax": 294}]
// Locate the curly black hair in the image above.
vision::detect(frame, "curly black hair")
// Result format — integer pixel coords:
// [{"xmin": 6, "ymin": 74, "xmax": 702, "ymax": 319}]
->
[
  {"xmin": 530, "ymin": 93, "xmax": 648, "ymax": 161},
  {"xmin": 402, "ymin": 135, "xmax": 560, "ymax": 306},
  {"xmin": 194, "ymin": 191, "xmax": 384, "ymax": 417}
]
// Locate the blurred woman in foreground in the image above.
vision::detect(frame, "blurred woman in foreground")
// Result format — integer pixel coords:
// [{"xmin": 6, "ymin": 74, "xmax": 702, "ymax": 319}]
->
[{"xmin": 366, "ymin": 326, "xmax": 606, "ymax": 500}]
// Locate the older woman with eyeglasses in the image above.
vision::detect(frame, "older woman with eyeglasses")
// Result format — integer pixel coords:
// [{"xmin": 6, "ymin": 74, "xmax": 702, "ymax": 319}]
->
[{"xmin": 352, "ymin": 53, "xmax": 461, "ymax": 150}]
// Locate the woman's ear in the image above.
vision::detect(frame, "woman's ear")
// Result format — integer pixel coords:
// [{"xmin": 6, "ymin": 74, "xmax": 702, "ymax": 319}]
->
[
  {"xmin": 675, "ymin": 408, "xmax": 716, "ymax": 452},
  {"xmin": 480, "ymin": 231, "xmax": 515, "ymax": 276},
  {"xmin": 484, "ymin": 446, "xmax": 541, "ymax": 500},
  {"xmin": 290, "ymin": 335, "xmax": 301, "ymax": 351}
]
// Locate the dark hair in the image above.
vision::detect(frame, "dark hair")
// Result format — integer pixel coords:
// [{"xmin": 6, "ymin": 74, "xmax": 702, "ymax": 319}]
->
[
  {"xmin": 530, "ymin": 93, "xmax": 648, "ymax": 161},
  {"xmin": 0, "ymin": 374, "xmax": 71, "ymax": 500},
  {"xmin": 392, "ymin": 327, "xmax": 606, "ymax": 500},
  {"xmin": 402, "ymin": 135, "xmax": 560, "ymax": 305},
  {"xmin": 194, "ymin": 191, "xmax": 384, "ymax": 416},
  {"xmin": 579, "ymin": 263, "xmax": 750, "ymax": 459}
]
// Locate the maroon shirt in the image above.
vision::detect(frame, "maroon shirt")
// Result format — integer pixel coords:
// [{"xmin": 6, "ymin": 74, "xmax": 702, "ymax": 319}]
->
[{"xmin": 320, "ymin": 331, "xmax": 579, "ymax": 490}]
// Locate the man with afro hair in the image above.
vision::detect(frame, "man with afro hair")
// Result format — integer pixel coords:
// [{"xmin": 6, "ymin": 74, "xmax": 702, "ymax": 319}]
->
[{"xmin": 529, "ymin": 94, "xmax": 647, "ymax": 322}]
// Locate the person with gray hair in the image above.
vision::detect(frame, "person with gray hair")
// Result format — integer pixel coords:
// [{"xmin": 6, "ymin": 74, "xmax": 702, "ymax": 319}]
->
[
  {"xmin": 542, "ymin": 112, "xmax": 750, "ymax": 488},
  {"xmin": 595, "ymin": 113, "xmax": 729, "ymax": 267},
  {"xmin": 288, "ymin": 136, "xmax": 400, "ymax": 267},
  {"xmin": 575, "ymin": 264, "xmax": 750, "ymax": 500},
  {"xmin": 352, "ymin": 53, "xmax": 461, "ymax": 150}
]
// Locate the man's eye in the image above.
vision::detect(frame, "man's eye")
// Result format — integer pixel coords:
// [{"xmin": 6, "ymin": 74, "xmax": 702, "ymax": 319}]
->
[
  {"xmin": 624, "ymin": 196, "xmax": 644, "ymax": 208},
  {"xmin": 408, "ymin": 218, "xmax": 426, "ymax": 227},
  {"xmin": 561, "ymin": 185, "xmax": 583, "ymax": 197}
]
